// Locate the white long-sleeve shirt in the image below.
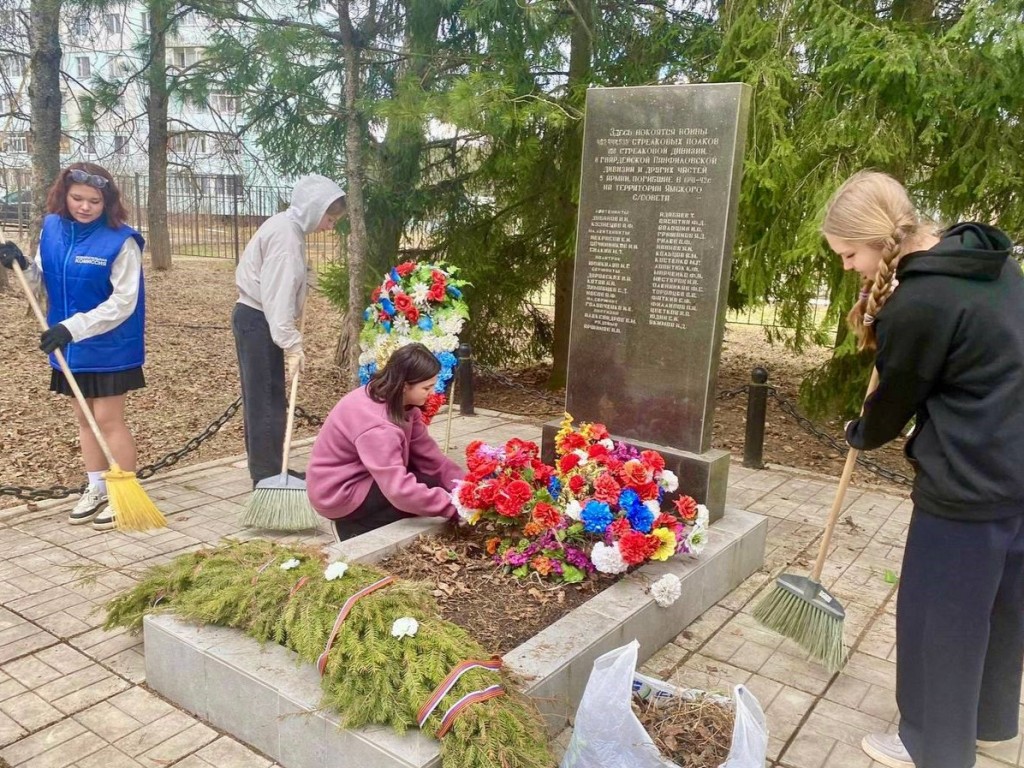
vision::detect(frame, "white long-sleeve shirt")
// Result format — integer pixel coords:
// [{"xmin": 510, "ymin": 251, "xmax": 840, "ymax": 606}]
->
[{"xmin": 24, "ymin": 238, "xmax": 142, "ymax": 342}]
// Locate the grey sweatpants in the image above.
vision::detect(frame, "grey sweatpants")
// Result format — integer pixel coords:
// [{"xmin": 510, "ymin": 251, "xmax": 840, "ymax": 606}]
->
[{"xmin": 232, "ymin": 303, "xmax": 286, "ymax": 485}]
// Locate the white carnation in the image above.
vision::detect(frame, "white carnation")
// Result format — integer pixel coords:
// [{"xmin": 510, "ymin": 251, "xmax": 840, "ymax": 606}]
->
[
  {"xmin": 696, "ymin": 504, "xmax": 710, "ymax": 528},
  {"xmin": 590, "ymin": 542, "xmax": 629, "ymax": 574},
  {"xmin": 686, "ymin": 523, "xmax": 708, "ymax": 556},
  {"xmin": 644, "ymin": 500, "xmax": 661, "ymax": 517},
  {"xmin": 358, "ymin": 350, "xmax": 376, "ymax": 365},
  {"xmin": 650, "ymin": 574, "xmax": 682, "ymax": 607},
  {"xmin": 658, "ymin": 469, "xmax": 679, "ymax": 493},
  {"xmin": 391, "ymin": 616, "xmax": 419, "ymax": 639},
  {"xmin": 324, "ymin": 561, "xmax": 349, "ymax": 581},
  {"xmin": 573, "ymin": 449, "xmax": 589, "ymax": 466},
  {"xmin": 565, "ymin": 499, "xmax": 583, "ymax": 521},
  {"xmin": 440, "ymin": 315, "xmax": 465, "ymax": 336},
  {"xmin": 599, "ymin": 438, "xmax": 614, "ymax": 450}
]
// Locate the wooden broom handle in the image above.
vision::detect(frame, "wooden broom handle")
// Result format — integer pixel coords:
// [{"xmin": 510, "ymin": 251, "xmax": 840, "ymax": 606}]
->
[
  {"xmin": 279, "ymin": 300, "xmax": 308, "ymax": 475},
  {"xmin": 10, "ymin": 260, "xmax": 119, "ymax": 467},
  {"xmin": 811, "ymin": 366, "xmax": 880, "ymax": 581}
]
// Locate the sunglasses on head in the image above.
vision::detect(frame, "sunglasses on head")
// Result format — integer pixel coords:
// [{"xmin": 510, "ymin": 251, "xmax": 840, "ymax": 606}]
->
[{"xmin": 68, "ymin": 168, "xmax": 109, "ymax": 189}]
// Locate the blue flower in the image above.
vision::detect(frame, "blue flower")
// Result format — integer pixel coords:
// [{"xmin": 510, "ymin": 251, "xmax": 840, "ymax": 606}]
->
[
  {"xmin": 447, "ymin": 285, "xmax": 462, "ymax": 299},
  {"xmin": 618, "ymin": 488, "xmax": 643, "ymax": 515},
  {"xmin": 390, "ymin": 267, "xmax": 400, "ymax": 282},
  {"xmin": 382, "ymin": 321, "xmax": 392, "ymax": 333},
  {"xmin": 582, "ymin": 501, "xmax": 613, "ymax": 534},
  {"xmin": 418, "ymin": 316, "xmax": 434, "ymax": 331},
  {"xmin": 380, "ymin": 298, "xmax": 396, "ymax": 316},
  {"xmin": 438, "ymin": 351, "xmax": 457, "ymax": 369},
  {"xmin": 547, "ymin": 476, "xmax": 562, "ymax": 500},
  {"xmin": 358, "ymin": 363, "xmax": 376, "ymax": 385},
  {"xmin": 363, "ymin": 307, "xmax": 371, "ymax": 321},
  {"xmin": 626, "ymin": 504, "xmax": 655, "ymax": 534}
]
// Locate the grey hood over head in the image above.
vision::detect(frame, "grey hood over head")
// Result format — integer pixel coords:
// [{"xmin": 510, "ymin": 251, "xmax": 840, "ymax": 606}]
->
[
  {"xmin": 285, "ymin": 174, "xmax": 346, "ymax": 234},
  {"xmin": 234, "ymin": 174, "xmax": 345, "ymax": 353}
]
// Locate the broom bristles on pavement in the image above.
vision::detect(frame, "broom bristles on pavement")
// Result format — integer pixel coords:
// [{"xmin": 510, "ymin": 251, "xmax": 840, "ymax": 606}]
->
[
  {"xmin": 753, "ymin": 582, "xmax": 847, "ymax": 673},
  {"xmin": 104, "ymin": 465, "xmax": 167, "ymax": 532},
  {"xmin": 241, "ymin": 487, "xmax": 319, "ymax": 531}
]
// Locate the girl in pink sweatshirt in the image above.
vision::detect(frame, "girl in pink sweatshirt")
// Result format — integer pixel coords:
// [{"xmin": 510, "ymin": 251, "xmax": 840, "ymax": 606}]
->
[{"xmin": 306, "ymin": 343, "xmax": 465, "ymax": 542}]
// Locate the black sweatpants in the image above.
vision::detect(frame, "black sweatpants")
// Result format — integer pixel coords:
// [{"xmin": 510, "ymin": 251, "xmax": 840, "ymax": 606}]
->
[
  {"xmin": 232, "ymin": 303, "xmax": 286, "ymax": 486},
  {"xmin": 333, "ymin": 471, "xmax": 442, "ymax": 542},
  {"xmin": 897, "ymin": 508, "xmax": 1024, "ymax": 768}
]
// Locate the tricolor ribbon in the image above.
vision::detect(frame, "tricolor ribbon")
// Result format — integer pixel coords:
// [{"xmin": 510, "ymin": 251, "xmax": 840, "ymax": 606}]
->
[
  {"xmin": 416, "ymin": 657, "xmax": 503, "ymax": 728},
  {"xmin": 315, "ymin": 575, "xmax": 395, "ymax": 676},
  {"xmin": 437, "ymin": 685, "xmax": 505, "ymax": 737}
]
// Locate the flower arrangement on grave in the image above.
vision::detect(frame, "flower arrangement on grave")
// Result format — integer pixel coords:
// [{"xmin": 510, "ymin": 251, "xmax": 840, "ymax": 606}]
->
[
  {"xmin": 104, "ymin": 540, "xmax": 552, "ymax": 768},
  {"xmin": 358, "ymin": 260, "xmax": 469, "ymax": 423},
  {"xmin": 451, "ymin": 415, "xmax": 708, "ymax": 583},
  {"xmin": 551, "ymin": 414, "xmax": 709, "ymax": 574}
]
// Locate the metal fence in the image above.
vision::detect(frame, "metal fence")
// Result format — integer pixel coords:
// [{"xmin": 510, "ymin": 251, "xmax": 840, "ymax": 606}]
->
[{"xmin": 0, "ymin": 168, "xmax": 344, "ymax": 272}]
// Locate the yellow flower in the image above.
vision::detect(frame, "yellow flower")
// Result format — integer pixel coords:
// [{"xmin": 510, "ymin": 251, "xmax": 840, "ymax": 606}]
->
[
  {"xmin": 650, "ymin": 528, "xmax": 677, "ymax": 561},
  {"xmin": 554, "ymin": 412, "xmax": 574, "ymax": 456}
]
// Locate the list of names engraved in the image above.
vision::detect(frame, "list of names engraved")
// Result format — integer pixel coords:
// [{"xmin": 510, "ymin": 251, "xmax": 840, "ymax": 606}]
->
[
  {"xmin": 649, "ymin": 211, "xmax": 706, "ymax": 329},
  {"xmin": 582, "ymin": 209, "xmax": 636, "ymax": 334}
]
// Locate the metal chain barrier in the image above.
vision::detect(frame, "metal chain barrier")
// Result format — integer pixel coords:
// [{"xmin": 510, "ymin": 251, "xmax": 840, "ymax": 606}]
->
[
  {"xmin": 473, "ymin": 361, "xmax": 566, "ymax": 407},
  {"xmin": 766, "ymin": 387, "xmax": 913, "ymax": 486},
  {"xmin": 0, "ymin": 396, "xmax": 243, "ymax": 503}
]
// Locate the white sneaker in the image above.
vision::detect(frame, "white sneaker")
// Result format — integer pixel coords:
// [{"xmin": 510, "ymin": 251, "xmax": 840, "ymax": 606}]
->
[
  {"xmin": 978, "ymin": 737, "xmax": 1013, "ymax": 749},
  {"xmin": 68, "ymin": 486, "xmax": 108, "ymax": 525},
  {"xmin": 92, "ymin": 504, "xmax": 117, "ymax": 532},
  {"xmin": 862, "ymin": 733, "xmax": 913, "ymax": 768}
]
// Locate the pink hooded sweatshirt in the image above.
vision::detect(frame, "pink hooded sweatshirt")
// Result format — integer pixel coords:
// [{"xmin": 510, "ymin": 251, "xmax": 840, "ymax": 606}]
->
[{"xmin": 306, "ymin": 386, "xmax": 465, "ymax": 520}]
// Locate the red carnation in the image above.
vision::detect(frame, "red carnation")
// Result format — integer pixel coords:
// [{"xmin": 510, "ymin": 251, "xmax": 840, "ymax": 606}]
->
[
  {"xmin": 594, "ymin": 473, "xmax": 621, "ymax": 504},
  {"xmin": 427, "ymin": 284, "xmax": 446, "ymax": 303},
  {"xmin": 421, "ymin": 392, "xmax": 444, "ymax": 424},
  {"xmin": 568, "ymin": 474, "xmax": 586, "ymax": 494},
  {"xmin": 371, "ymin": 286, "xmax": 382, "ymax": 301},
  {"xmin": 608, "ymin": 518, "xmax": 632, "ymax": 538},
  {"xmin": 395, "ymin": 261, "xmax": 416, "ymax": 277},
  {"xmin": 654, "ymin": 513, "xmax": 679, "ymax": 530},
  {"xmin": 457, "ymin": 482, "xmax": 478, "ymax": 508},
  {"xmin": 558, "ymin": 433, "xmax": 587, "ymax": 453},
  {"xmin": 621, "ymin": 459, "xmax": 651, "ymax": 487},
  {"xmin": 405, "ymin": 306, "xmax": 420, "ymax": 324},
  {"xmin": 431, "ymin": 270, "xmax": 446, "ymax": 285},
  {"xmin": 394, "ymin": 293, "xmax": 414, "ymax": 313},
  {"xmin": 619, "ymin": 530, "xmax": 657, "ymax": 565},
  {"xmin": 558, "ymin": 453, "xmax": 581, "ymax": 473},
  {"xmin": 674, "ymin": 495, "xmax": 698, "ymax": 522},
  {"xmin": 640, "ymin": 450, "xmax": 666, "ymax": 473},
  {"xmin": 639, "ymin": 481, "xmax": 660, "ymax": 501},
  {"xmin": 590, "ymin": 423, "xmax": 610, "ymax": 440},
  {"xmin": 477, "ymin": 482, "xmax": 497, "ymax": 506},
  {"xmin": 531, "ymin": 502, "xmax": 561, "ymax": 529},
  {"xmin": 587, "ymin": 443, "xmax": 610, "ymax": 461},
  {"xmin": 495, "ymin": 479, "xmax": 532, "ymax": 518},
  {"xmin": 384, "ymin": 279, "xmax": 396, "ymax": 291},
  {"xmin": 531, "ymin": 459, "xmax": 553, "ymax": 486}
]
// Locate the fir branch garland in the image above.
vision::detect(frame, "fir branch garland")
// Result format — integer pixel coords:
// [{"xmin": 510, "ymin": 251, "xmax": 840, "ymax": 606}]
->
[{"xmin": 105, "ymin": 540, "xmax": 554, "ymax": 768}]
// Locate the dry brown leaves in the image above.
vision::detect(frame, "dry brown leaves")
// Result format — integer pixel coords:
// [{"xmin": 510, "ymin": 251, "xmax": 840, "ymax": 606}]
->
[{"xmin": 632, "ymin": 694, "xmax": 735, "ymax": 768}]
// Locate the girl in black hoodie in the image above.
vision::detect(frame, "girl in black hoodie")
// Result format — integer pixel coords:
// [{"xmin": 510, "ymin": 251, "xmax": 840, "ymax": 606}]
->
[{"xmin": 823, "ymin": 170, "xmax": 1024, "ymax": 768}]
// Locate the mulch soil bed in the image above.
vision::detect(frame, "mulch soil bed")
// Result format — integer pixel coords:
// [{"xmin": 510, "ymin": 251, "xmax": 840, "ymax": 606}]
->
[{"xmin": 377, "ymin": 525, "xmax": 619, "ymax": 656}]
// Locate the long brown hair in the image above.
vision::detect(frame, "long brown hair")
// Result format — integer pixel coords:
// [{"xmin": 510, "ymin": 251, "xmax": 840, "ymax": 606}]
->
[
  {"xmin": 822, "ymin": 170, "xmax": 927, "ymax": 351},
  {"xmin": 367, "ymin": 343, "xmax": 441, "ymax": 425},
  {"xmin": 45, "ymin": 163, "xmax": 130, "ymax": 228}
]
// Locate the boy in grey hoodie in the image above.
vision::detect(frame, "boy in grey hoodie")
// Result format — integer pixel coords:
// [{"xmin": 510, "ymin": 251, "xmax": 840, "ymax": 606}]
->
[{"xmin": 233, "ymin": 174, "xmax": 346, "ymax": 487}]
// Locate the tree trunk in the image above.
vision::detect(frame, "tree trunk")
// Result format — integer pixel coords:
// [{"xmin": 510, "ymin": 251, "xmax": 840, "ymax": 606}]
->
[
  {"xmin": 548, "ymin": 0, "xmax": 592, "ymax": 390},
  {"xmin": 338, "ymin": 0, "xmax": 369, "ymax": 385},
  {"xmin": 28, "ymin": 0, "xmax": 60, "ymax": 243},
  {"xmin": 147, "ymin": 0, "xmax": 172, "ymax": 270}
]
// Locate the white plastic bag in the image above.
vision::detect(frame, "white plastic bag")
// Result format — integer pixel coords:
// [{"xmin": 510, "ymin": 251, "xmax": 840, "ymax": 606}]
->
[{"xmin": 560, "ymin": 641, "xmax": 768, "ymax": 768}]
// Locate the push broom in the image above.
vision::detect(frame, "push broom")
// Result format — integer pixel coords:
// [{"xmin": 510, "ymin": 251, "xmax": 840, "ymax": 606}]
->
[
  {"xmin": 240, "ymin": 340, "xmax": 318, "ymax": 531},
  {"xmin": 10, "ymin": 260, "xmax": 166, "ymax": 532},
  {"xmin": 753, "ymin": 367, "xmax": 879, "ymax": 673}
]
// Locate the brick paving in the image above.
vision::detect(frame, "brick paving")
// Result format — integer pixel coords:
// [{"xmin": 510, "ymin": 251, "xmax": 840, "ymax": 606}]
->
[{"xmin": 0, "ymin": 407, "xmax": 1020, "ymax": 767}]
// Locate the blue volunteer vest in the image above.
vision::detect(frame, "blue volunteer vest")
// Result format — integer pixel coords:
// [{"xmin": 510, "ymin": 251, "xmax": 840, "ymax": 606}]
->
[{"xmin": 39, "ymin": 213, "xmax": 146, "ymax": 373}]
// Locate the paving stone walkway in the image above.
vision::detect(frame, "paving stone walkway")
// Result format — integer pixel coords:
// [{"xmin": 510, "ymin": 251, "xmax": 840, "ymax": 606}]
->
[{"xmin": 0, "ymin": 408, "xmax": 1020, "ymax": 768}]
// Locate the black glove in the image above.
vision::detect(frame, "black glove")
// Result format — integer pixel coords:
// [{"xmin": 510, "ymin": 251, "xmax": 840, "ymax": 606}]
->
[
  {"xmin": 0, "ymin": 241, "xmax": 27, "ymax": 270},
  {"xmin": 39, "ymin": 324, "xmax": 72, "ymax": 354}
]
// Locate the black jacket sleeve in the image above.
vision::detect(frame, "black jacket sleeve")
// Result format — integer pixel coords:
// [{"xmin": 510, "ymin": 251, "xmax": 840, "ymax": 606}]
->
[{"xmin": 845, "ymin": 294, "xmax": 955, "ymax": 451}]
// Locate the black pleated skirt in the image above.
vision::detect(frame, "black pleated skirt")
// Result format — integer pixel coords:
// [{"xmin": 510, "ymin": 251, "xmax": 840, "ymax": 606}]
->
[{"xmin": 49, "ymin": 367, "xmax": 146, "ymax": 398}]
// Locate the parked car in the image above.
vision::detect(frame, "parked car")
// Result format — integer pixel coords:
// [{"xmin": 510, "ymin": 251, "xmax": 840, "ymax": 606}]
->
[{"xmin": 0, "ymin": 189, "xmax": 32, "ymax": 229}]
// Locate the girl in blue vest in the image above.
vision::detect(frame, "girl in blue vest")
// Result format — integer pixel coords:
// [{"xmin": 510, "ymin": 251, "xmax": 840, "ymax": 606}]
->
[{"xmin": 0, "ymin": 163, "xmax": 145, "ymax": 531}]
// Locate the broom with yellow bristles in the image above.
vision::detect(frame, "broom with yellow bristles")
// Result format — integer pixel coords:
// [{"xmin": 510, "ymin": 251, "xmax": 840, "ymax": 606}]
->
[
  {"xmin": 753, "ymin": 367, "xmax": 879, "ymax": 673},
  {"xmin": 10, "ymin": 260, "xmax": 166, "ymax": 532}
]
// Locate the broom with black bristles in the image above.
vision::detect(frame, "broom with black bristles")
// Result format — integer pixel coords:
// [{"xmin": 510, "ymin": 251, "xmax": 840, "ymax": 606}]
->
[
  {"xmin": 753, "ymin": 367, "xmax": 879, "ymax": 673},
  {"xmin": 10, "ymin": 260, "xmax": 167, "ymax": 532},
  {"xmin": 240, "ymin": 349, "xmax": 318, "ymax": 531}
]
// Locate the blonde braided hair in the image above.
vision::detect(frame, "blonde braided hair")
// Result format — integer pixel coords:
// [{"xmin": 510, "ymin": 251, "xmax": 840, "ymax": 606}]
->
[{"xmin": 822, "ymin": 171, "xmax": 924, "ymax": 351}]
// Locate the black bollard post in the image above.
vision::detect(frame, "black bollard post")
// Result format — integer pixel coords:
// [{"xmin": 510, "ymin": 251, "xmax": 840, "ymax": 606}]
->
[
  {"xmin": 743, "ymin": 366, "xmax": 769, "ymax": 469},
  {"xmin": 457, "ymin": 343, "xmax": 475, "ymax": 416}
]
